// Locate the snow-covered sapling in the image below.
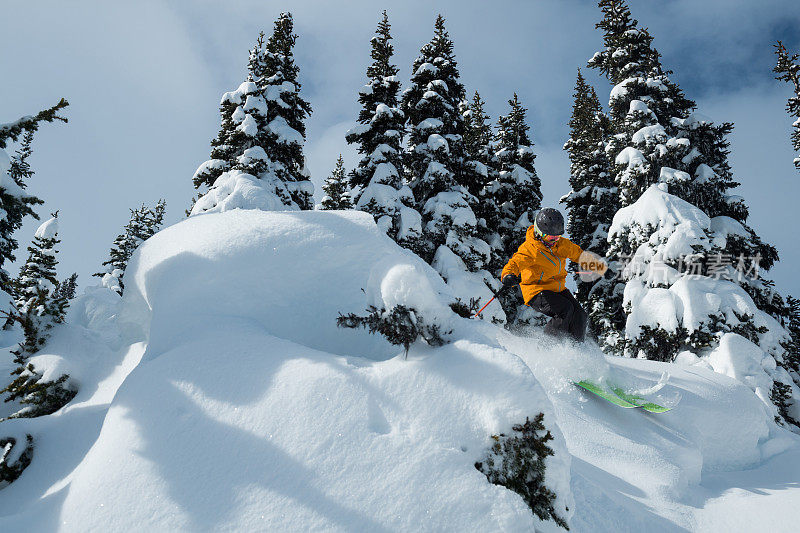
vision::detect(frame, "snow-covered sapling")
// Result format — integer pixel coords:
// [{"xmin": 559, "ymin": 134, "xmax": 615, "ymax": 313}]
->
[
  {"xmin": 320, "ymin": 155, "xmax": 353, "ymax": 210},
  {"xmin": 95, "ymin": 199, "xmax": 166, "ymax": 293},
  {"xmin": 0, "ymin": 435, "xmax": 34, "ymax": 488},
  {"xmin": 2, "ymin": 215, "xmax": 77, "ymax": 418},
  {"xmin": 475, "ymin": 413, "xmax": 569, "ymax": 530}
]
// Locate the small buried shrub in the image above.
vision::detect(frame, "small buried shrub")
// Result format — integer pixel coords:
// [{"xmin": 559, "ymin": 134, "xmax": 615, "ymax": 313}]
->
[
  {"xmin": 2, "ymin": 363, "xmax": 77, "ymax": 419},
  {"xmin": 771, "ymin": 381, "xmax": 800, "ymax": 429},
  {"xmin": 449, "ymin": 297, "xmax": 480, "ymax": 319},
  {"xmin": 338, "ymin": 304, "xmax": 449, "ymax": 357},
  {"xmin": 0, "ymin": 434, "xmax": 34, "ymax": 488},
  {"xmin": 475, "ymin": 413, "xmax": 568, "ymax": 530}
]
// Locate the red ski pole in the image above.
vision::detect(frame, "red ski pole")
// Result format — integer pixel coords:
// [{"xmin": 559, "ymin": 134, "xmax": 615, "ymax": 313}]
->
[
  {"xmin": 472, "ymin": 294, "xmax": 498, "ymax": 319},
  {"xmin": 471, "ymin": 285, "xmax": 510, "ymax": 319}
]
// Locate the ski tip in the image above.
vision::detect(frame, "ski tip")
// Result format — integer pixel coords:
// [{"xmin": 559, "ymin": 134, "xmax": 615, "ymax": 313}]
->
[
  {"xmin": 573, "ymin": 380, "xmax": 638, "ymax": 408},
  {"xmin": 638, "ymin": 403, "xmax": 673, "ymax": 413}
]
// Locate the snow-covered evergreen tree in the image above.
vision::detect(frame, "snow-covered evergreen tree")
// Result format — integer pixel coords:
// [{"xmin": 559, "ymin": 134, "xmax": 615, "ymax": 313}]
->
[
  {"xmin": 2, "ymin": 215, "xmax": 76, "ymax": 418},
  {"xmin": 462, "ymin": 91, "xmax": 494, "ymax": 202},
  {"xmin": 400, "ymin": 15, "xmax": 490, "ymax": 274},
  {"xmin": 774, "ymin": 41, "xmax": 800, "ymax": 172},
  {"xmin": 492, "ymin": 94, "xmax": 542, "ymax": 261},
  {"xmin": 1, "ymin": 100, "xmax": 68, "ymax": 328},
  {"xmin": 589, "ymin": 0, "xmax": 799, "ymax": 427},
  {"xmin": 345, "ymin": 11, "xmax": 422, "ymax": 249},
  {"xmin": 95, "ymin": 199, "xmax": 166, "ymax": 294},
  {"xmin": 462, "ymin": 91, "xmax": 500, "ymax": 258},
  {"xmin": 192, "ymin": 14, "xmax": 313, "ymax": 214},
  {"xmin": 320, "ymin": 155, "xmax": 353, "ymax": 210},
  {"xmin": 258, "ymin": 12, "xmax": 314, "ymax": 210},
  {"xmin": 475, "ymin": 413, "xmax": 569, "ymax": 530},
  {"xmin": 561, "ymin": 70, "xmax": 617, "ymax": 336},
  {"xmin": 8, "ymin": 215, "xmax": 68, "ymax": 354},
  {"xmin": 487, "ymin": 95, "xmax": 543, "ymax": 325}
]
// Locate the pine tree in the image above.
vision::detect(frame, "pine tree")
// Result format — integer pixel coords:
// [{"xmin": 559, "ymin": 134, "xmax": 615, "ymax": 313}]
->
[
  {"xmin": 346, "ymin": 11, "xmax": 422, "ymax": 247},
  {"xmin": 561, "ymin": 70, "xmax": 617, "ymax": 336},
  {"xmin": 588, "ymin": 0, "xmax": 694, "ymax": 207},
  {"xmin": 95, "ymin": 199, "xmax": 166, "ymax": 294},
  {"xmin": 0, "ymin": 434, "xmax": 33, "ymax": 485},
  {"xmin": 400, "ymin": 15, "xmax": 490, "ymax": 273},
  {"xmin": 1, "ymin": 100, "xmax": 69, "ymax": 327},
  {"xmin": 492, "ymin": 94, "xmax": 542, "ymax": 258},
  {"xmin": 320, "ymin": 155, "xmax": 353, "ymax": 210},
  {"xmin": 462, "ymin": 91, "xmax": 494, "ymax": 201},
  {"xmin": 774, "ymin": 41, "xmax": 800, "ymax": 172},
  {"xmin": 192, "ymin": 16, "xmax": 313, "ymax": 214},
  {"xmin": 259, "ymin": 12, "xmax": 314, "ymax": 210},
  {"xmin": 462, "ymin": 91, "xmax": 496, "ymax": 252},
  {"xmin": 488, "ymin": 95, "xmax": 543, "ymax": 325},
  {"xmin": 589, "ymin": 0, "xmax": 799, "ymax": 427},
  {"xmin": 9, "ymin": 215, "xmax": 68, "ymax": 354},
  {"xmin": 2, "ymin": 214, "xmax": 76, "ymax": 418}
]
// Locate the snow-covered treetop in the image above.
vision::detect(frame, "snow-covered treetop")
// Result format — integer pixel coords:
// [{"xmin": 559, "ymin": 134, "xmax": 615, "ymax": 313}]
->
[
  {"xmin": 588, "ymin": 0, "xmax": 661, "ymax": 84},
  {"xmin": 34, "ymin": 216, "xmax": 59, "ymax": 240},
  {"xmin": 610, "ymin": 184, "xmax": 710, "ymax": 240}
]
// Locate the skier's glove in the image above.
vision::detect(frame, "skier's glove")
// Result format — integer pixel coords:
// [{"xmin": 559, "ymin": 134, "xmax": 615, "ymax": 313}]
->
[{"xmin": 502, "ymin": 274, "xmax": 520, "ymax": 287}]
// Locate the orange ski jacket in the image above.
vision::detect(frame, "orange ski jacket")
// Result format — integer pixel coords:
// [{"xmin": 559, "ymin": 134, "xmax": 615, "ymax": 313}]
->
[{"xmin": 501, "ymin": 226, "xmax": 584, "ymax": 305}]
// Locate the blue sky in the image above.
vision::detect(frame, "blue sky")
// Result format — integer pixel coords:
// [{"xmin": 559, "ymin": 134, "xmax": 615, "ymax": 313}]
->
[{"xmin": 2, "ymin": 0, "xmax": 799, "ymax": 296}]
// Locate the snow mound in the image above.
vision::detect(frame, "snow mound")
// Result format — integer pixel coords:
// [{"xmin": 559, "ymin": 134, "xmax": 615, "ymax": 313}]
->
[
  {"xmin": 123, "ymin": 210, "xmax": 453, "ymax": 359},
  {"xmin": 62, "ymin": 210, "xmax": 573, "ymax": 531}
]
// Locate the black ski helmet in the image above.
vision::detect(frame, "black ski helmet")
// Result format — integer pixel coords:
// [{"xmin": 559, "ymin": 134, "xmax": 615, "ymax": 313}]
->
[{"xmin": 534, "ymin": 208, "xmax": 565, "ymax": 236}]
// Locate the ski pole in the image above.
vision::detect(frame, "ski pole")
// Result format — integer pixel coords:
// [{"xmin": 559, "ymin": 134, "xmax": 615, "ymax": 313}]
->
[{"xmin": 471, "ymin": 285, "xmax": 509, "ymax": 319}]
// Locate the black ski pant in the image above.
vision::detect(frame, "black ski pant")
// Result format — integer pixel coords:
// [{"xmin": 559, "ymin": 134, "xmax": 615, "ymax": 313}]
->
[{"xmin": 528, "ymin": 289, "xmax": 588, "ymax": 342}]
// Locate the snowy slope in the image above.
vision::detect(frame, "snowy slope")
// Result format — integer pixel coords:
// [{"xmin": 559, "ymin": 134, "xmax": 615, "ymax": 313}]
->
[
  {"xmin": 0, "ymin": 209, "xmax": 798, "ymax": 532},
  {"xmin": 0, "ymin": 286, "xmax": 145, "ymax": 526},
  {"xmin": 499, "ymin": 333, "xmax": 799, "ymax": 531}
]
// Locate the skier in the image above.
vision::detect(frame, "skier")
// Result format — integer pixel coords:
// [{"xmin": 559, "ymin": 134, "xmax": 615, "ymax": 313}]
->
[{"xmin": 501, "ymin": 208, "xmax": 607, "ymax": 342}]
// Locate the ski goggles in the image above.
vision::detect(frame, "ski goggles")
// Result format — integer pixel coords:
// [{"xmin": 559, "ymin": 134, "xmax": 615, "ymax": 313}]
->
[
  {"xmin": 535, "ymin": 225, "xmax": 561, "ymax": 243},
  {"xmin": 533, "ymin": 220, "xmax": 562, "ymax": 243}
]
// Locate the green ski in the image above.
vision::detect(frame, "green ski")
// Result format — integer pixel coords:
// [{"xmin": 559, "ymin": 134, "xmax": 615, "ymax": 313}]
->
[
  {"xmin": 574, "ymin": 380, "xmax": 637, "ymax": 409},
  {"xmin": 574, "ymin": 380, "xmax": 674, "ymax": 413}
]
